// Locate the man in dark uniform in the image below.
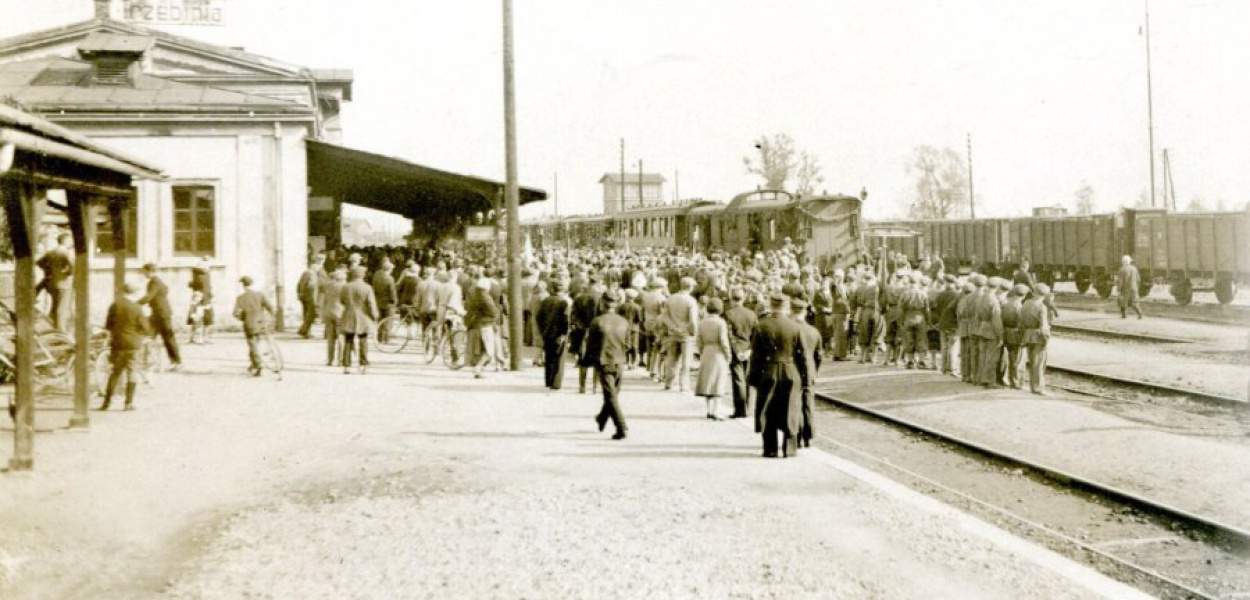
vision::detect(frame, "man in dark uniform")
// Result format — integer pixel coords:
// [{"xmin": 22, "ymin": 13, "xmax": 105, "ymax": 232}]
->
[
  {"xmin": 934, "ymin": 274, "xmax": 961, "ymax": 376},
  {"xmin": 724, "ymin": 288, "xmax": 757, "ymax": 419},
  {"xmin": 536, "ymin": 279, "xmax": 572, "ymax": 389},
  {"xmin": 1021, "ymin": 284, "xmax": 1051, "ymax": 395},
  {"xmin": 789, "ymin": 297, "xmax": 822, "ymax": 448},
  {"xmin": 1012, "ymin": 259, "xmax": 1036, "ymax": 288},
  {"xmin": 1002, "ymin": 284, "xmax": 1027, "ymax": 389},
  {"xmin": 585, "ymin": 289, "xmax": 631, "ymax": 440},
  {"xmin": 571, "ymin": 277, "xmax": 605, "ymax": 393},
  {"xmin": 99, "ymin": 282, "xmax": 148, "ymax": 411},
  {"xmin": 851, "ymin": 274, "xmax": 881, "ymax": 364},
  {"xmin": 750, "ymin": 293, "xmax": 808, "ymax": 458},
  {"xmin": 138, "ymin": 263, "xmax": 182, "ymax": 371},
  {"xmin": 371, "ymin": 258, "xmax": 398, "ymax": 344}
]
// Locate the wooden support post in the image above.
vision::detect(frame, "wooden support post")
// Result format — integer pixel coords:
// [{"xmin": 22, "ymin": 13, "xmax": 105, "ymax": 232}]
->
[
  {"xmin": 3, "ymin": 178, "xmax": 41, "ymax": 471},
  {"xmin": 67, "ymin": 191, "xmax": 94, "ymax": 429},
  {"xmin": 109, "ymin": 198, "xmax": 126, "ymax": 304}
]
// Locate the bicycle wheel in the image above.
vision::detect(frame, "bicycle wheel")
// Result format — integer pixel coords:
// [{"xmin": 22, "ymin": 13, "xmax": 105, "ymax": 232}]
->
[
  {"xmin": 442, "ymin": 330, "xmax": 467, "ymax": 370},
  {"xmin": 376, "ymin": 315, "xmax": 408, "ymax": 354},
  {"xmin": 260, "ymin": 333, "xmax": 283, "ymax": 378},
  {"xmin": 424, "ymin": 328, "xmax": 441, "ymax": 364}
]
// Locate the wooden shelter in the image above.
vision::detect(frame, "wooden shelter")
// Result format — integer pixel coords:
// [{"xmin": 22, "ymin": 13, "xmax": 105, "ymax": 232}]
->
[{"xmin": 1, "ymin": 104, "xmax": 162, "ymax": 471}]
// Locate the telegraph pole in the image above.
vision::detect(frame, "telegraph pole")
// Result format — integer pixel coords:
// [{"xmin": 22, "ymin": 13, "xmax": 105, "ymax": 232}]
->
[
  {"xmin": 553, "ymin": 172, "xmax": 559, "ymax": 216},
  {"xmin": 638, "ymin": 159, "xmax": 644, "ymax": 208},
  {"xmin": 967, "ymin": 133, "xmax": 975, "ymax": 219},
  {"xmin": 619, "ymin": 138, "xmax": 625, "ymax": 214},
  {"xmin": 1144, "ymin": 0, "xmax": 1157, "ymax": 209},
  {"xmin": 502, "ymin": 0, "xmax": 522, "ymax": 371}
]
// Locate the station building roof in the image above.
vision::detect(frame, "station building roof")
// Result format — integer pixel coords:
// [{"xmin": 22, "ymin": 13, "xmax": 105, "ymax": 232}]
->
[{"xmin": 307, "ymin": 140, "xmax": 547, "ymax": 220}]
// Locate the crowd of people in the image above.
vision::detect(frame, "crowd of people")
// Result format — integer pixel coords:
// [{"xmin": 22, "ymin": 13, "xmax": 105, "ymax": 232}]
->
[{"xmin": 289, "ymin": 242, "xmax": 1086, "ymax": 458}]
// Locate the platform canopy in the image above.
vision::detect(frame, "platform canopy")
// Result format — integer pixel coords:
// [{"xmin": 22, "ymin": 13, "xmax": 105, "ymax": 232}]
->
[{"xmin": 306, "ymin": 139, "xmax": 546, "ymax": 220}]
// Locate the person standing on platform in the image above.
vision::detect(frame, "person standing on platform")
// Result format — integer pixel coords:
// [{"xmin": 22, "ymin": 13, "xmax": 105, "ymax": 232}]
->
[
  {"xmin": 99, "ymin": 282, "xmax": 148, "ymax": 411},
  {"xmin": 640, "ymin": 278, "xmax": 668, "ymax": 378},
  {"xmin": 935, "ymin": 275, "xmax": 961, "ymax": 377},
  {"xmin": 371, "ymin": 258, "xmax": 398, "ymax": 344},
  {"xmin": 974, "ymin": 275, "xmax": 1003, "ymax": 388},
  {"xmin": 232, "ymin": 276, "xmax": 275, "ymax": 377},
  {"xmin": 138, "ymin": 263, "xmax": 182, "ymax": 371},
  {"xmin": 339, "ymin": 266, "xmax": 378, "ymax": 374},
  {"xmin": 725, "ymin": 288, "xmax": 758, "ymax": 419},
  {"xmin": 396, "ymin": 261, "xmax": 420, "ymax": 321},
  {"xmin": 663, "ymin": 277, "xmax": 700, "ymax": 392},
  {"xmin": 465, "ymin": 278, "xmax": 500, "ymax": 379},
  {"xmin": 881, "ymin": 271, "xmax": 906, "ymax": 366},
  {"xmin": 571, "ymin": 276, "xmax": 605, "ymax": 394},
  {"xmin": 750, "ymin": 294, "xmax": 808, "ymax": 458},
  {"xmin": 1002, "ymin": 284, "xmax": 1027, "ymax": 389},
  {"xmin": 898, "ymin": 274, "xmax": 930, "ymax": 369},
  {"xmin": 789, "ymin": 297, "xmax": 822, "ymax": 448},
  {"xmin": 296, "ymin": 254, "xmax": 325, "ymax": 339},
  {"xmin": 812, "ymin": 277, "xmax": 836, "ymax": 353},
  {"xmin": 619, "ymin": 288, "xmax": 643, "ymax": 367},
  {"xmin": 36, "ymin": 233, "xmax": 74, "ymax": 332},
  {"xmin": 1021, "ymin": 284, "xmax": 1051, "ymax": 395},
  {"xmin": 957, "ymin": 278, "xmax": 979, "ymax": 383},
  {"xmin": 320, "ymin": 267, "xmax": 346, "ymax": 366},
  {"xmin": 1012, "ymin": 259, "xmax": 1037, "ymax": 288},
  {"xmin": 527, "ymin": 280, "xmax": 549, "ymax": 367},
  {"xmin": 585, "ymin": 289, "xmax": 631, "ymax": 440},
  {"xmin": 695, "ymin": 297, "xmax": 733, "ymax": 421},
  {"xmin": 852, "ymin": 274, "xmax": 881, "ymax": 364},
  {"xmin": 830, "ymin": 270, "xmax": 851, "ymax": 361},
  {"xmin": 1117, "ymin": 255, "xmax": 1143, "ymax": 319},
  {"xmin": 537, "ymin": 279, "xmax": 571, "ymax": 389}
]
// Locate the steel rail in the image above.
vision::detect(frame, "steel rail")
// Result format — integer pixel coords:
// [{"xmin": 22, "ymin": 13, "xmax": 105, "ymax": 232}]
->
[
  {"xmin": 1051, "ymin": 323, "xmax": 1194, "ymax": 344},
  {"xmin": 808, "ymin": 426, "xmax": 1220, "ymax": 600},
  {"xmin": 812, "ymin": 390, "xmax": 1250, "ymax": 548},
  {"xmin": 1046, "ymin": 364, "xmax": 1247, "ymax": 408}
]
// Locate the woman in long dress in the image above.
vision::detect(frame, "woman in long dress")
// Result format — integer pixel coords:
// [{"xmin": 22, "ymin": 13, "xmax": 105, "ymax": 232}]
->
[{"xmin": 695, "ymin": 297, "xmax": 733, "ymax": 420}]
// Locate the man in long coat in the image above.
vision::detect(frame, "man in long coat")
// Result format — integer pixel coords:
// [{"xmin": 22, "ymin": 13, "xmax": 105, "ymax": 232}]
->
[
  {"xmin": 536, "ymin": 279, "xmax": 572, "ymax": 389},
  {"xmin": 320, "ymin": 267, "xmax": 346, "ymax": 366},
  {"xmin": 1021, "ymin": 284, "xmax": 1051, "ymax": 395},
  {"xmin": 750, "ymin": 293, "xmax": 808, "ymax": 458},
  {"xmin": 139, "ymin": 263, "xmax": 182, "ymax": 370},
  {"xmin": 371, "ymin": 258, "xmax": 398, "ymax": 343},
  {"xmin": 789, "ymin": 297, "xmax": 822, "ymax": 449},
  {"xmin": 339, "ymin": 266, "xmax": 378, "ymax": 373},
  {"xmin": 297, "ymin": 254, "xmax": 324, "ymax": 338},
  {"xmin": 974, "ymin": 275, "xmax": 1003, "ymax": 388}
]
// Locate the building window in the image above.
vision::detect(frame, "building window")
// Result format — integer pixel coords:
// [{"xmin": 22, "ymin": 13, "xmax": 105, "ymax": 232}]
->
[
  {"xmin": 173, "ymin": 185, "xmax": 216, "ymax": 256},
  {"xmin": 95, "ymin": 202, "xmax": 138, "ymax": 257}
]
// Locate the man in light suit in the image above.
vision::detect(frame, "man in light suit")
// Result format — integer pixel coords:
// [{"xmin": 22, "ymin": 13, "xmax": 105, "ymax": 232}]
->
[
  {"xmin": 339, "ymin": 266, "xmax": 378, "ymax": 374},
  {"xmin": 233, "ymin": 276, "xmax": 275, "ymax": 377},
  {"xmin": 663, "ymin": 277, "xmax": 699, "ymax": 391},
  {"xmin": 320, "ymin": 267, "xmax": 347, "ymax": 366}
]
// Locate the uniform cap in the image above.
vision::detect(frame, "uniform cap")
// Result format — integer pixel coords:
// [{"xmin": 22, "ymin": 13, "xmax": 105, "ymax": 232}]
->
[
  {"xmin": 769, "ymin": 293, "xmax": 790, "ymax": 310},
  {"xmin": 943, "ymin": 274, "xmax": 957, "ymax": 284},
  {"xmin": 962, "ymin": 282, "xmax": 976, "ymax": 293},
  {"xmin": 997, "ymin": 279, "xmax": 1011, "ymax": 291},
  {"xmin": 601, "ymin": 288, "xmax": 621, "ymax": 304},
  {"xmin": 1012, "ymin": 284, "xmax": 1030, "ymax": 296},
  {"xmin": 624, "ymin": 288, "xmax": 639, "ymax": 299},
  {"xmin": 238, "ymin": 275, "xmax": 253, "ymax": 286},
  {"xmin": 790, "ymin": 298, "xmax": 809, "ymax": 310}
]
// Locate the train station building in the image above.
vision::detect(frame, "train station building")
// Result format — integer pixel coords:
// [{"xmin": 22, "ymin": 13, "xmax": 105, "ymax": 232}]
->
[{"xmin": 0, "ymin": 4, "xmax": 544, "ymax": 322}]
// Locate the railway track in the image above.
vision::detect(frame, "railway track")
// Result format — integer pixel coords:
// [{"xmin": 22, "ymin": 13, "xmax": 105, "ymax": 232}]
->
[
  {"xmin": 812, "ymin": 389, "xmax": 1250, "ymax": 599},
  {"xmin": 1046, "ymin": 364, "xmax": 1247, "ymax": 409}
]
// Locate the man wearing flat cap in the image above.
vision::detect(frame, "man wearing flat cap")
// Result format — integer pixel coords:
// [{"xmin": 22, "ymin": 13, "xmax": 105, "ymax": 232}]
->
[
  {"xmin": 139, "ymin": 262, "xmax": 182, "ymax": 371},
  {"xmin": 100, "ymin": 281, "xmax": 149, "ymax": 410},
  {"xmin": 749, "ymin": 293, "xmax": 808, "ymax": 458},
  {"xmin": 585, "ymin": 289, "xmax": 631, "ymax": 439},
  {"xmin": 1001, "ymin": 284, "xmax": 1028, "ymax": 389},
  {"xmin": 973, "ymin": 274, "xmax": 1003, "ymax": 388},
  {"xmin": 788, "ymin": 297, "xmax": 821, "ymax": 448},
  {"xmin": 233, "ymin": 276, "xmax": 275, "ymax": 377},
  {"xmin": 725, "ymin": 288, "xmax": 758, "ymax": 419}
]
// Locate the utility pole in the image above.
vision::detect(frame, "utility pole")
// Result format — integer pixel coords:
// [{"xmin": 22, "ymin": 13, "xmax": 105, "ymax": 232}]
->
[
  {"xmin": 967, "ymin": 133, "xmax": 976, "ymax": 219},
  {"xmin": 1145, "ymin": 0, "xmax": 1157, "ymax": 209},
  {"xmin": 619, "ymin": 138, "xmax": 625, "ymax": 214},
  {"xmin": 638, "ymin": 159, "xmax": 644, "ymax": 208},
  {"xmin": 553, "ymin": 172, "xmax": 558, "ymax": 216},
  {"xmin": 501, "ymin": 0, "xmax": 522, "ymax": 371}
]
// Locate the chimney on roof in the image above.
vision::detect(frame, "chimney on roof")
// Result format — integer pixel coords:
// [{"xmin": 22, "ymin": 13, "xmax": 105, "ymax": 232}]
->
[
  {"xmin": 94, "ymin": 0, "xmax": 112, "ymax": 19},
  {"xmin": 78, "ymin": 33, "xmax": 153, "ymax": 87}
]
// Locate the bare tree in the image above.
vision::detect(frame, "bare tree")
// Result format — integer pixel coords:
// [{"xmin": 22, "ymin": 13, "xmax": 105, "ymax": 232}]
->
[
  {"xmin": 904, "ymin": 145, "xmax": 969, "ymax": 219},
  {"xmin": 1074, "ymin": 180, "xmax": 1095, "ymax": 215},
  {"xmin": 794, "ymin": 150, "xmax": 824, "ymax": 196},
  {"xmin": 743, "ymin": 133, "xmax": 797, "ymax": 190}
]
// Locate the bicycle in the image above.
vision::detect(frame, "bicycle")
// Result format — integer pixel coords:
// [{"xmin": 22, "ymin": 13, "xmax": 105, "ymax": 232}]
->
[
  {"xmin": 376, "ymin": 305, "xmax": 424, "ymax": 354},
  {"xmin": 438, "ymin": 314, "xmax": 467, "ymax": 370},
  {"xmin": 255, "ymin": 323, "xmax": 284, "ymax": 380}
]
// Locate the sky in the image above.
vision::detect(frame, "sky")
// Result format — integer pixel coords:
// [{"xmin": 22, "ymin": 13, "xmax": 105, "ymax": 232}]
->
[{"xmin": 3, "ymin": 0, "xmax": 1249, "ymax": 223}]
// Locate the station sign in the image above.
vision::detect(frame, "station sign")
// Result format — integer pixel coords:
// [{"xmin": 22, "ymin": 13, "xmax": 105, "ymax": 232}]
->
[
  {"xmin": 465, "ymin": 225, "xmax": 502, "ymax": 243},
  {"xmin": 120, "ymin": 0, "xmax": 226, "ymax": 27}
]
